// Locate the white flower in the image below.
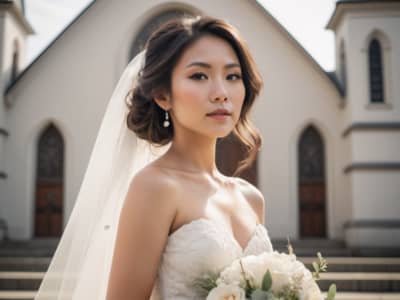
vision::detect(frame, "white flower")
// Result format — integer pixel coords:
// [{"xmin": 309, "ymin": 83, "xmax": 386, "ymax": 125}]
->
[
  {"xmin": 300, "ymin": 280, "xmax": 324, "ymax": 300},
  {"xmin": 218, "ymin": 251, "xmax": 308, "ymax": 293},
  {"xmin": 206, "ymin": 283, "xmax": 246, "ymax": 300},
  {"xmin": 214, "ymin": 250, "xmax": 326, "ymax": 300}
]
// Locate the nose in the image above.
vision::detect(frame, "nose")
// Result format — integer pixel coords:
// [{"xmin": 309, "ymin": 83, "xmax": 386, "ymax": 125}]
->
[{"xmin": 210, "ymin": 79, "xmax": 228, "ymax": 102}]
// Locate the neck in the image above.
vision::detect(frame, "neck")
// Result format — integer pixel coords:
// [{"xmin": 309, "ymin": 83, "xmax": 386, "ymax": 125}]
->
[{"xmin": 166, "ymin": 130, "xmax": 220, "ymax": 177}]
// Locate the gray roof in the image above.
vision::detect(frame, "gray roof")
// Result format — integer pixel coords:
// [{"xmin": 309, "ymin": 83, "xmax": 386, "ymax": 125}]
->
[
  {"xmin": 336, "ymin": 0, "xmax": 400, "ymax": 3},
  {"xmin": 0, "ymin": 0, "xmax": 25, "ymax": 14},
  {"xmin": 5, "ymin": 0, "xmax": 344, "ymax": 97},
  {"xmin": 5, "ymin": 0, "xmax": 96, "ymax": 94}
]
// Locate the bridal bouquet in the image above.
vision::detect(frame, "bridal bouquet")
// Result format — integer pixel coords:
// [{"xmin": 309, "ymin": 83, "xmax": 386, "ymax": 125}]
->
[{"xmin": 195, "ymin": 249, "xmax": 336, "ymax": 300}]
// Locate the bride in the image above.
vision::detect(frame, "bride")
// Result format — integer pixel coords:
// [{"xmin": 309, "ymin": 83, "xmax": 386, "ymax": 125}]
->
[{"xmin": 34, "ymin": 15, "xmax": 273, "ymax": 300}]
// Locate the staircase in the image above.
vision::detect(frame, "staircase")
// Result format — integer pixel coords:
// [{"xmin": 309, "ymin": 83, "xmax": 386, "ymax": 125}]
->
[
  {"xmin": 274, "ymin": 238, "xmax": 400, "ymax": 300},
  {"xmin": 0, "ymin": 239, "xmax": 57, "ymax": 300},
  {"xmin": 0, "ymin": 238, "xmax": 399, "ymax": 300}
]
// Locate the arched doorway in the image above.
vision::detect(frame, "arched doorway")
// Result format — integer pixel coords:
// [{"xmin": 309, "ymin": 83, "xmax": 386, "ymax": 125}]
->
[
  {"xmin": 298, "ymin": 126, "xmax": 326, "ymax": 238},
  {"xmin": 34, "ymin": 124, "xmax": 64, "ymax": 237}
]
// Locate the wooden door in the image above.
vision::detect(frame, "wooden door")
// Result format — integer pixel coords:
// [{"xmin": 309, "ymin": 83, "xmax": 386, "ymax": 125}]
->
[
  {"xmin": 34, "ymin": 124, "xmax": 64, "ymax": 237},
  {"xmin": 35, "ymin": 182, "xmax": 63, "ymax": 236},
  {"xmin": 298, "ymin": 126, "xmax": 326, "ymax": 238},
  {"xmin": 299, "ymin": 181, "xmax": 326, "ymax": 237},
  {"xmin": 216, "ymin": 132, "xmax": 258, "ymax": 187}
]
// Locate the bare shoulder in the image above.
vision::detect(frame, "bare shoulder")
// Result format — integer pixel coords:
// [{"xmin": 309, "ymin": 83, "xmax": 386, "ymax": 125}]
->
[
  {"xmin": 126, "ymin": 164, "xmax": 180, "ymax": 217},
  {"xmin": 107, "ymin": 164, "xmax": 181, "ymax": 298},
  {"xmin": 234, "ymin": 177, "xmax": 265, "ymax": 224}
]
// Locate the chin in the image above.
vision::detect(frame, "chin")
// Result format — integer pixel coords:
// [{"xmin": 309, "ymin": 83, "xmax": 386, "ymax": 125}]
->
[{"xmin": 211, "ymin": 128, "xmax": 234, "ymax": 139}]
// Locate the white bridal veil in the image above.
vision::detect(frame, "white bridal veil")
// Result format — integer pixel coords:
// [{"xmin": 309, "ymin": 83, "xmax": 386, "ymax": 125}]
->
[{"xmin": 34, "ymin": 50, "xmax": 171, "ymax": 299}]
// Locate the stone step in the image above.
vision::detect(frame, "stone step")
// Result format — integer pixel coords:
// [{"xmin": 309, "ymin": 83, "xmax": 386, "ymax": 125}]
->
[
  {"xmin": 273, "ymin": 238, "xmax": 347, "ymax": 249},
  {"xmin": 0, "ymin": 258, "xmax": 51, "ymax": 272},
  {"xmin": 1, "ymin": 271, "xmax": 400, "ymax": 292},
  {"xmin": 2, "ymin": 256, "xmax": 400, "ymax": 273},
  {"xmin": 274, "ymin": 246, "xmax": 353, "ymax": 257},
  {"xmin": 0, "ymin": 291, "xmax": 399, "ymax": 300},
  {"xmin": 2, "ymin": 238, "xmax": 398, "ymax": 258},
  {"xmin": 299, "ymin": 257, "xmax": 400, "ymax": 272},
  {"xmin": 272, "ymin": 238, "xmax": 400, "ymax": 257},
  {"xmin": 0, "ymin": 272, "xmax": 43, "ymax": 291},
  {"xmin": 317, "ymin": 272, "xmax": 400, "ymax": 292},
  {"xmin": 0, "ymin": 240, "xmax": 58, "ymax": 258},
  {"xmin": 272, "ymin": 239, "xmax": 350, "ymax": 257},
  {"xmin": 0, "ymin": 290, "xmax": 36, "ymax": 300},
  {"xmin": 322, "ymin": 292, "xmax": 400, "ymax": 300}
]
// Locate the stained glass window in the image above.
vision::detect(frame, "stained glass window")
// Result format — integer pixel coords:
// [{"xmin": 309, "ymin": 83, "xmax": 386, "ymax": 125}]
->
[{"xmin": 368, "ymin": 39, "xmax": 385, "ymax": 103}]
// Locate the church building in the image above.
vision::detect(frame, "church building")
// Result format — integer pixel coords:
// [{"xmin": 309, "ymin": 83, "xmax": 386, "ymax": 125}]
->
[{"xmin": 0, "ymin": 0, "xmax": 399, "ymax": 253}]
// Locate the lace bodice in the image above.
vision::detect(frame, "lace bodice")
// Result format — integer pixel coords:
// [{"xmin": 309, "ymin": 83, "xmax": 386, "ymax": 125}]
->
[{"xmin": 150, "ymin": 218, "xmax": 274, "ymax": 300}]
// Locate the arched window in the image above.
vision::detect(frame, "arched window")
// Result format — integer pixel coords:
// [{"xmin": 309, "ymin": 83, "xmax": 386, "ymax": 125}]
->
[
  {"xmin": 130, "ymin": 10, "xmax": 193, "ymax": 60},
  {"xmin": 298, "ymin": 126, "xmax": 326, "ymax": 238},
  {"xmin": 339, "ymin": 40, "xmax": 347, "ymax": 93},
  {"xmin": 34, "ymin": 124, "xmax": 64, "ymax": 237},
  {"xmin": 36, "ymin": 124, "xmax": 64, "ymax": 181},
  {"xmin": 11, "ymin": 40, "xmax": 19, "ymax": 81},
  {"xmin": 368, "ymin": 38, "xmax": 384, "ymax": 103}
]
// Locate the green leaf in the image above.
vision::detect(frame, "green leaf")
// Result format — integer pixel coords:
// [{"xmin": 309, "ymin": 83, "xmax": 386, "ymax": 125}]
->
[
  {"xmin": 261, "ymin": 269, "xmax": 272, "ymax": 291},
  {"xmin": 326, "ymin": 284, "xmax": 336, "ymax": 300},
  {"xmin": 312, "ymin": 261, "xmax": 319, "ymax": 272},
  {"xmin": 251, "ymin": 289, "xmax": 274, "ymax": 300}
]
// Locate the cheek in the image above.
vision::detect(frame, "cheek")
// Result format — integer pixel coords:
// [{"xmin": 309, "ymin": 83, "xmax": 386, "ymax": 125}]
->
[
  {"xmin": 173, "ymin": 80, "xmax": 200, "ymax": 102},
  {"xmin": 234, "ymin": 84, "xmax": 246, "ymax": 110},
  {"xmin": 171, "ymin": 79, "xmax": 206, "ymax": 118}
]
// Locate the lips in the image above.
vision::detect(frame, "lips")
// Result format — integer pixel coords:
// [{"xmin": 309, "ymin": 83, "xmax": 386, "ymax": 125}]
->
[{"xmin": 206, "ymin": 109, "xmax": 231, "ymax": 116}]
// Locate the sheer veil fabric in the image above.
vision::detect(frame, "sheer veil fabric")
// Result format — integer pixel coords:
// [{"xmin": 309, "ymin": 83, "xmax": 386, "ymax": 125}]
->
[{"xmin": 34, "ymin": 50, "xmax": 171, "ymax": 299}]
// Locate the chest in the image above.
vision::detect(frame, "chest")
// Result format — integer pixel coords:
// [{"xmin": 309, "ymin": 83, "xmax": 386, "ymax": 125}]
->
[{"xmin": 171, "ymin": 177, "xmax": 258, "ymax": 244}]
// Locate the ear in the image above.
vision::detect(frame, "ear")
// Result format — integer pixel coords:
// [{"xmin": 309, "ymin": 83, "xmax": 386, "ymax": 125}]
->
[{"xmin": 154, "ymin": 92, "xmax": 171, "ymax": 111}]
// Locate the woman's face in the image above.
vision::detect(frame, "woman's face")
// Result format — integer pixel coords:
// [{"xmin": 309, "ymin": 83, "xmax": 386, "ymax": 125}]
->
[{"xmin": 166, "ymin": 34, "xmax": 245, "ymax": 139}]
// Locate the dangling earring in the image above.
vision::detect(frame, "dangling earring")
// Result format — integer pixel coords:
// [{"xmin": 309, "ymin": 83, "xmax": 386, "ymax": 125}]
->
[{"xmin": 163, "ymin": 110, "xmax": 170, "ymax": 128}]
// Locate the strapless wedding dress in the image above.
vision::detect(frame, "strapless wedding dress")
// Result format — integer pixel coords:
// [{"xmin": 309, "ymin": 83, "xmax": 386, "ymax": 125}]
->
[{"xmin": 150, "ymin": 218, "xmax": 274, "ymax": 300}]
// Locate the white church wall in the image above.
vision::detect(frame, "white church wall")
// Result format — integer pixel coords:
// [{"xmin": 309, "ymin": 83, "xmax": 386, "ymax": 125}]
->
[
  {"xmin": 352, "ymin": 131, "xmax": 400, "ymax": 161},
  {"xmin": 346, "ymin": 169, "xmax": 400, "ymax": 248},
  {"xmin": 3, "ymin": 86, "xmax": 77, "ymax": 238},
  {"xmin": 0, "ymin": 7, "xmax": 29, "ymax": 235},
  {"xmin": 351, "ymin": 171, "xmax": 400, "ymax": 220},
  {"xmin": 4, "ymin": 0, "xmax": 347, "ymax": 240}
]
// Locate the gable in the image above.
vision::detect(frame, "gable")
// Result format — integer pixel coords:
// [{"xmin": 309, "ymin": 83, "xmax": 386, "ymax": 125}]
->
[{"xmin": 4, "ymin": 0, "xmax": 341, "ymax": 97}]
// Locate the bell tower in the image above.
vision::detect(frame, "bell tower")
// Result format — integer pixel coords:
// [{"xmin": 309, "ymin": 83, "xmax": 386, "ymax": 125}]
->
[
  {"xmin": 327, "ymin": 0, "xmax": 400, "ymax": 252},
  {"xmin": 0, "ymin": 0, "xmax": 34, "ymax": 182}
]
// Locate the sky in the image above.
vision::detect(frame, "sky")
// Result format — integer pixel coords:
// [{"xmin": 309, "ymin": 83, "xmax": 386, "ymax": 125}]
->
[{"xmin": 24, "ymin": 0, "xmax": 337, "ymax": 71}]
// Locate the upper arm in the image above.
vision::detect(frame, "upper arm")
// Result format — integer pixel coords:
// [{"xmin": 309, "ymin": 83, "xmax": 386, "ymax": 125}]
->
[
  {"xmin": 236, "ymin": 177, "xmax": 265, "ymax": 225},
  {"xmin": 106, "ymin": 168, "xmax": 178, "ymax": 300}
]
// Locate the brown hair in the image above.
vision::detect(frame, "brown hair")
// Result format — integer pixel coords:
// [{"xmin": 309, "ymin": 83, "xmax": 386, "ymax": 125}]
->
[{"xmin": 126, "ymin": 15, "xmax": 263, "ymax": 176}]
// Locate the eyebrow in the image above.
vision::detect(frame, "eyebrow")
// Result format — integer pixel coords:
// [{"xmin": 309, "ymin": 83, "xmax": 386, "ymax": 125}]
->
[{"xmin": 185, "ymin": 62, "xmax": 241, "ymax": 69}]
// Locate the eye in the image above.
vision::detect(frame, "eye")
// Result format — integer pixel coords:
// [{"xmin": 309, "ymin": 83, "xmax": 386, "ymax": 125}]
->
[
  {"xmin": 227, "ymin": 73, "xmax": 242, "ymax": 80},
  {"xmin": 189, "ymin": 73, "xmax": 208, "ymax": 80}
]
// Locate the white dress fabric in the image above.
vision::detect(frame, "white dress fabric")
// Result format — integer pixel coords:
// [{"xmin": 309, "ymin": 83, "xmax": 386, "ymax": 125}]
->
[{"xmin": 150, "ymin": 218, "xmax": 274, "ymax": 299}]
